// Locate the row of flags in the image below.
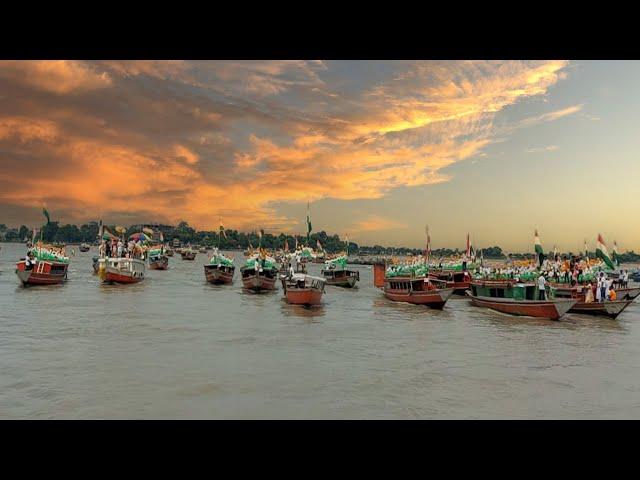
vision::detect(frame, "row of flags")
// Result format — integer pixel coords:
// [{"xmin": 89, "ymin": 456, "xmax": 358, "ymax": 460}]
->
[{"xmin": 534, "ymin": 230, "xmax": 620, "ymax": 270}]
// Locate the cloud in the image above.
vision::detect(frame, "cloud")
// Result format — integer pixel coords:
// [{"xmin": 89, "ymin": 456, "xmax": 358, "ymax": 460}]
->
[
  {"xmin": 525, "ymin": 145, "xmax": 559, "ymax": 153},
  {"xmin": 0, "ymin": 60, "xmax": 573, "ymax": 234},
  {"xmin": 350, "ymin": 215, "xmax": 408, "ymax": 233}
]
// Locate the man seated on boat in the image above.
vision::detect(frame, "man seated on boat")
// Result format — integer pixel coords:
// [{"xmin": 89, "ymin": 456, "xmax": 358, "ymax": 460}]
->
[{"xmin": 608, "ymin": 285, "xmax": 617, "ymax": 301}]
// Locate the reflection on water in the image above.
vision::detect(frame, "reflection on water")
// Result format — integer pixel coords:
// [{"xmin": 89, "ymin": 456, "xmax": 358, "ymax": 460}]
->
[{"xmin": 1, "ymin": 242, "xmax": 640, "ymax": 419}]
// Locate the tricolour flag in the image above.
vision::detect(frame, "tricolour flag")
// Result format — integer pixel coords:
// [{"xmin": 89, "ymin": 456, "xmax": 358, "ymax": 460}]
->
[
  {"xmin": 596, "ymin": 233, "xmax": 615, "ymax": 270},
  {"xmin": 316, "ymin": 239, "xmax": 322, "ymax": 251},
  {"xmin": 219, "ymin": 219, "xmax": 226, "ymax": 238},
  {"xmin": 306, "ymin": 202, "xmax": 312, "ymax": 242},
  {"xmin": 42, "ymin": 207, "xmax": 50, "ymax": 224},
  {"xmin": 534, "ymin": 229, "xmax": 544, "ymax": 255},
  {"xmin": 612, "ymin": 240, "xmax": 620, "ymax": 266},
  {"xmin": 284, "ymin": 238, "xmax": 289, "ymax": 252},
  {"xmin": 466, "ymin": 233, "xmax": 470, "ymax": 257}
]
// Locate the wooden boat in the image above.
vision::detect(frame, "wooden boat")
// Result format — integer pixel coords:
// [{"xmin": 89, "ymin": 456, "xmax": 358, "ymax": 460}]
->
[
  {"xmin": 98, "ymin": 257, "xmax": 145, "ymax": 284},
  {"xmin": 15, "ymin": 258, "xmax": 68, "ymax": 286},
  {"xmin": 467, "ymin": 279, "xmax": 576, "ymax": 320},
  {"xmin": 373, "ymin": 263, "xmax": 453, "ymax": 308},
  {"xmin": 165, "ymin": 248, "xmax": 174, "ymax": 257},
  {"xmin": 552, "ymin": 284, "xmax": 635, "ymax": 319},
  {"xmin": 428, "ymin": 269, "xmax": 471, "ymax": 295},
  {"xmin": 181, "ymin": 249, "xmax": 197, "ymax": 260},
  {"xmin": 321, "ymin": 255, "xmax": 359, "ymax": 288},
  {"xmin": 148, "ymin": 254, "xmax": 169, "ymax": 270},
  {"xmin": 280, "ymin": 273, "xmax": 325, "ymax": 306},
  {"xmin": 241, "ymin": 255, "xmax": 278, "ymax": 292},
  {"xmin": 79, "ymin": 243, "xmax": 91, "ymax": 252},
  {"xmin": 204, "ymin": 253, "xmax": 235, "ymax": 284},
  {"xmin": 616, "ymin": 286, "xmax": 640, "ymax": 301},
  {"xmin": 322, "ymin": 267, "xmax": 359, "ymax": 288},
  {"xmin": 199, "ymin": 246, "xmax": 208, "ymax": 253}
]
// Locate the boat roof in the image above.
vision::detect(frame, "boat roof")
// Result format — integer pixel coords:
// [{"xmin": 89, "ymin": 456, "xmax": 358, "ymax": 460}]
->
[{"xmin": 289, "ymin": 273, "xmax": 326, "ymax": 283}]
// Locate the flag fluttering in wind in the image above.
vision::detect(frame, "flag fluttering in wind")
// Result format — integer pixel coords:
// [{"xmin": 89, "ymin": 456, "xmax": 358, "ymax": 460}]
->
[
  {"xmin": 284, "ymin": 238, "xmax": 289, "ymax": 252},
  {"xmin": 316, "ymin": 239, "xmax": 322, "ymax": 251},
  {"xmin": 584, "ymin": 239, "xmax": 588, "ymax": 259},
  {"xmin": 42, "ymin": 207, "xmax": 50, "ymax": 224},
  {"xmin": 160, "ymin": 231, "xmax": 164, "ymax": 243},
  {"xmin": 612, "ymin": 240, "xmax": 620, "ymax": 266},
  {"xmin": 466, "ymin": 233, "xmax": 471, "ymax": 257},
  {"xmin": 219, "ymin": 218, "xmax": 226, "ymax": 238},
  {"xmin": 596, "ymin": 233, "xmax": 615, "ymax": 270},
  {"xmin": 534, "ymin": 229, "xmax": 544, "ymax": 268},
  {"xmin": 424, "ymin": 225, "xmax": 431, "ymax": 261},
  {"xmin": 306, "ymin": 202, "xmax": 312, "ymax": 244}
]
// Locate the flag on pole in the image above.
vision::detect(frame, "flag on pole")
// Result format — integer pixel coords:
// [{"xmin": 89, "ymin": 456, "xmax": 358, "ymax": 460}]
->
[
  {"xmin": 466, "ymin": 233, "xmax": 471, "ymax": 257},
  {"xmin": 596, "ymin": 233, "xmax": 615, "ymax": 270},
  {"xmin": 32, "ymin": 228, "xmax": 37, "ymax": 243},
  {"xmin": 424, "ymin": 225, "xmax": 431, "ymax": 262},
  {"xmin": 295, "ymin": 235, "xmax": 298, "ymax": 250},
  {"xmin": 584, "ymin": 239, "xmax": 589, "ymax": 259},
  {"xmin": 345, "ymin": 234, "xmax": 349, "ymax": 256},
  {"xmin": 219, "ymin": 218, "xmax": 226, "ymax": 238},
  {"xmin": 316, "ymin": 239, "xmax": 322, "ymax": 251},
  {"xmin": 42, "ymin": 207, "xmax": 50, "ymax": 224},
  {"xmin": 284, "ymin": 238, "xmax": 289, "ymax": 252},
  {"xmin": 306, "ymin": 202, "xmax": 312, "ymax": 244},
  {"xmin": 612, "ymin": 240, "xmax": 620, "ymax": 266},
  {"xmin": 160, "ymin": 231, "xmax": 164, "ymax": 243},
  {"xmin": 534, "ymin": 229, "xmax": 544, "ymax": 267}
]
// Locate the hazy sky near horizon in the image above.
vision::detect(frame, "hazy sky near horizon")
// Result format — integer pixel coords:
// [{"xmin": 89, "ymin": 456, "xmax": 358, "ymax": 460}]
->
[{"xmin": 0, "ymin": 60, "xmax": 638, "ymax": 251}]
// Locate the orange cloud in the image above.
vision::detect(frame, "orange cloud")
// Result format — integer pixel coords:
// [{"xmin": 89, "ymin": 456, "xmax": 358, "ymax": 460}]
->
[
  {"xmin": 0, "ymin": 60, "xmax": 574, "ymax": 236},
  {"xmin": 0, "ymin": 60, "xmax": 112, "ymax": 94}
]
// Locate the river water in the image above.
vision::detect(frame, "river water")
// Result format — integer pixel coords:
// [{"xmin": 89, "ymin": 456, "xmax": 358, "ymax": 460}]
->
[{"xmin": 1, "ymin": 242, "xmax": 639, "ymax": 419}]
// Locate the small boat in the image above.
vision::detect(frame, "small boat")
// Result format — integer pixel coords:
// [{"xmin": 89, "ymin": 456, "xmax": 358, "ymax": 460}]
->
[
  {"xmin": 79, "ymin": 243, "xmax": 91, "ymax": 252},
  {"xmin": 373, "ymin": 263, "xmax": 453, "ymax": 308},
  {"xmin": 467, "ymin": 279, "xmax": 576, "ymax": 320},
  {"xmin": 428, "ymin": 269, "xmax": 472, "ymax": 295},
  {"xmin": 148, "ymin": 254, "xmax": 169, "ymax": 270},
  {"xmin": 280, "ymin": 273, "xmax": 325, "ymax": 306},
  {"xmin": 16, "ymin": 254, "xmax": 69, "ymax": 286},
  {"xmin": 165, "ymin": 248, "xmax": 174, "ymax": 257},
  {"xmin": 552, "ymin": 284, "xmax": 635, "ymax": 319},
  {"xmin": 241, "ymin": 254, "xmax": 278, "ymax": 292},
  {"xmin": 204, "ymin": 251, "xmax": 235, "ymax": 284},
  {"xmin": 321, "ymin": 256, "xmax": 359, "ymax": 288},
  {"xmin": 98, "ymin": 257, "xmax": 146, "ymax": 284},
  {"xmin": 181, "ymin": 248, "xmax": 197, "ymax": 260},
  {"xmin": 199, "ymin": 246, "xmax": 208, "ymax": 254}
]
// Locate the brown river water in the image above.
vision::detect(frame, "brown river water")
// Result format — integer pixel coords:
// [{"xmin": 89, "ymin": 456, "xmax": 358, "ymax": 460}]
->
[{"xmin": 1, "ymin": 242, "xmax": 640, "ymax": 419}]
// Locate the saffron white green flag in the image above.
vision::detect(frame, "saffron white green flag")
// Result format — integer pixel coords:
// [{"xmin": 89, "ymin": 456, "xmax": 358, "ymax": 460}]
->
[
  {"xmin": 534, "ymin": 230, "xmax": 544, "ymax": 255},
  {"xmin": 612, "ymin": 240, "xmax": 620, "ymax": 266},
  {"xmin": 596, "ymin": 234, "xmax": 615, "ymax": 270}
]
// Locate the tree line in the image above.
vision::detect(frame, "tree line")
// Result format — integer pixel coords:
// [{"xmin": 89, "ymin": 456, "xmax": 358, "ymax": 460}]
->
[{"xmin": 2, "ymin": 221, "xmax": 640, "ymax": 261}]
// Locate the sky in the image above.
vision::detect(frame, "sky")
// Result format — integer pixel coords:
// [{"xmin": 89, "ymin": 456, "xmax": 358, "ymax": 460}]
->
[{"xmin": 0, "ymin": 60, "xmax": 638, "ymax": 251}]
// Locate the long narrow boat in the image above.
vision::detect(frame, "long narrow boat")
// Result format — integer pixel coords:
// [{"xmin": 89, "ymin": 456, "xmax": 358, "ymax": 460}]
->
[
  {"xmin": 98, "ymin": 257, "xmax": 145, "ymax": 284},
  {"xmin": 467, "ymin": 279, "xmax": 576, "ymax": 320},
  {"xmin": 241, "ymin": 254, "xmax": 278, "ymax": 292},
  {"xmin": 321, "ymin": 256, "xmax": 359, "ymax": 288},
  {"xmin": 428, "ymin": 269, "xmax": 471, "ymax": 295},
  {"xmin": 280, "ymin": 273, "xmax": 325, "ymax": 306},
  {"xmin": 16, "ymin": 257, "xmax": 69, "ymax": 286},
  {"xmin": 551, "ymin": 284, "xmax": 635, "ymax": 319},
  {"xmin": 204, "ymin": 251, "xmax": 235, "ymax": 284},
  {"xmin": 373, "ymin": 263, "xmax": 454, "ymax": 308}
]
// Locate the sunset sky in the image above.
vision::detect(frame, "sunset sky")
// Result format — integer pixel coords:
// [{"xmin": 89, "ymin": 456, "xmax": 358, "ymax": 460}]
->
[{"xmin": 1, "ymin": 60, "xmax": 638, "ymax": 251}]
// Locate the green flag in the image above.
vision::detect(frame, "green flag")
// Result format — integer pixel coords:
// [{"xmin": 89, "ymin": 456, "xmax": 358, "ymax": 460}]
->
[
  {"xmin": 306, "ymin": 202, "xmax": 312, "ymax": 239},
  {"xmin": 42, "ymin": 207, "xmax": 50, "ymax": 224}
]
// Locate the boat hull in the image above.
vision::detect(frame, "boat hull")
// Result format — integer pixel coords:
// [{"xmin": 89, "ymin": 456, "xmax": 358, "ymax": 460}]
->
[
  {"xmin": 466, "ymin": 292, "xmax": 576, "ymax": 320},
  {"xmin": 149, "ymin": 257, "xmax": 169, "ymax": 270},
  {"xmin": 324, "ymin": 272, "xmax": 359, "ymax": 288},
  {"xmin": 15, "ymin": 261, "xmax": 68, "ymax": 286},
  {"xmin": 383, "ymin": 286, "xmax": 454, "ymax": 308},
  {"xmin": 569, "ymin": 300, "xmax": 634, "ymax": 319},
  {"xmin": 241, "ymin": 272, "xmax": 277, "ymax": 292},
  {"xmin": 104, "ymin": 269, "xmax": 144, "ymax": 284},
  {"xmin": 181, "ymin": 252, "xmax": 196, "ymax": 260},
  {"xmin": 616, "ymin": 287, "xmax": 640, "ymax": 301},
  {"xmin": 285, "ymin": 288, "xmax": 323, "ymax": 306},
  {"xmin": 204, "ymin": 265, "xmax": 235, "ymax": 284}
]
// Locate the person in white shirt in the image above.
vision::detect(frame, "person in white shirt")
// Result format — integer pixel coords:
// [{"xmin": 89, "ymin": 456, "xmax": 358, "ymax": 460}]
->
[{"xmin": 538, "ymin": 273, "xmax": 547, "ymax": 300}]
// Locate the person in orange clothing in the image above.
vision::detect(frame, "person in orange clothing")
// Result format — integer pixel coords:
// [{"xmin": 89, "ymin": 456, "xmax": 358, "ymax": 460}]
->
[{"xmin": 608, "ymin": 286, "xmax": 617, "ymax": 301}]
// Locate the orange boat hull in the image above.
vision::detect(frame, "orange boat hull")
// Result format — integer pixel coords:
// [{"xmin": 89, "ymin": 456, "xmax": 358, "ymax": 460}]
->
[
  {"xmin": 104, "ymin": 270, "xmax": 144, "ymax": 284},
  {"xmin": 204, "ymin": 265, "xmax": 235, "ymax": 284},
  {"xmin": 285, "ymin": 288, "xmax": 323, "ymax": 305},
  {"xmin": 467, "ymin": 293, "xmax": 576, "ymax": 320}
]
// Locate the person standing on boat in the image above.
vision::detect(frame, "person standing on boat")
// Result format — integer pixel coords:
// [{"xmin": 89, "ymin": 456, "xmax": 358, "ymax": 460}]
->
[
  {"xmin": 584, "ymin": 283, "xmax": 595, "ymax": 303},
  {"xmin": 537, "ymin": 273, "xmax": 547, "ymax": 300}
]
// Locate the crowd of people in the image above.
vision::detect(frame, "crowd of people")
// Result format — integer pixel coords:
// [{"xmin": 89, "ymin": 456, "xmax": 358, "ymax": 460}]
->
[{"xmin": 99, "ymin": 238, "xmax": 146, "ymax": 260}]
